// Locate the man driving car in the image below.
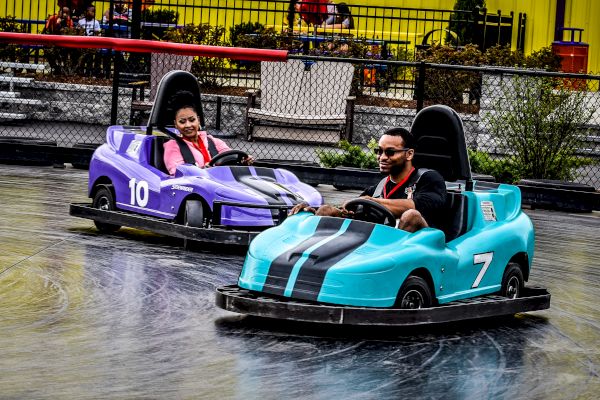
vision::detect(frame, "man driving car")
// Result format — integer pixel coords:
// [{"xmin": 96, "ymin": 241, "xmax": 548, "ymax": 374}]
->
[{"xmin": 290, "ymin": 127, "xmax": 447, "ymax": 232}]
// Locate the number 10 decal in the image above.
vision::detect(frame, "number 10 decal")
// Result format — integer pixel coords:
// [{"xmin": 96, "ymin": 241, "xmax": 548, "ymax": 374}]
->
[
  {"xmin": 129, "ymin": 178, "xmax": 149, "ymax": 207},
  {"xmin": 472, "ymin": 252, "xmax": 494, "ymax": 288}
]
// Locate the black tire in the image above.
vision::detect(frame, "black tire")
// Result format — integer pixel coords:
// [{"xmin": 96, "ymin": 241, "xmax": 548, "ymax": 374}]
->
[
  {"xmin": 500, "ymin": 263, "xmax": 524, "ymax": 299},
  {"xmin": 183, "ymin": 200, "xmax": 204, "ymax": 228},
  {"xmin": 395, "ymin": 275, "xmax": 433, "ymax": 309},
  {"xmin": 91, "ymin": 186, "xmax": 121, "ymax": 233}
]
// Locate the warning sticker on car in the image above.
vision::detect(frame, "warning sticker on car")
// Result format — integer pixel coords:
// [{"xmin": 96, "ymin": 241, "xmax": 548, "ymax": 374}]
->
[
  {"xmin": 480, "ymin": 201, "xmax": 497, "ymax": 221},
  {"xmin": 126, "ymin": 140, "xmax": 141, "ymax": 157}
]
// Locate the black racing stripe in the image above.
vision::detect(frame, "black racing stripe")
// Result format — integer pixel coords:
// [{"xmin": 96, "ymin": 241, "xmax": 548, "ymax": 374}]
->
[
  {"xmin": 291, "ymin": 220, "xmax": 376, "ymax": 301},
  {"xmin": 251, "ymin": 166, "xmax": 276, "ymax": 180},
  {"xmin": 229, "ymin": 166, "xmax": 301, "ymax": 204},
  {"xmin": 262, "ymin": 218, "xmax": 346, "ymax": 296}
]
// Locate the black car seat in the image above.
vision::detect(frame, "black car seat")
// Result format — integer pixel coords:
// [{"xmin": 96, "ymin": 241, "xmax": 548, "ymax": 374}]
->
[
  {"xmin": 443, "ymin": 191, "xmax": 469, "ymax": 242},
  {"xmin": 150, "ymin": 135, "xmax": 169, "ymax": 174},
  {"xmin": 410, "ymin": 105, "xmax": 473, "ymax": 242}
]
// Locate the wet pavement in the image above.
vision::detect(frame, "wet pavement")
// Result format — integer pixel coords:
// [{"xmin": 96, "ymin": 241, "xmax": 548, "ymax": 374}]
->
[{"xmin": 1, "ymin": 164, "xmax": 599, "ymax": 399}]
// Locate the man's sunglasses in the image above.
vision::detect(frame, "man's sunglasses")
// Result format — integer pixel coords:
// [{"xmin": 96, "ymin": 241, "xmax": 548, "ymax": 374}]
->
[{"xmin": 373, "ymin": 147, "xmax": 411, "ymax": 157}]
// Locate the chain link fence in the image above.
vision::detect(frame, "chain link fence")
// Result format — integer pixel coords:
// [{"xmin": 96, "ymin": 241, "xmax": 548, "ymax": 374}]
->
[{"xmin": 1, "ymin": 45, "xmax": 599, "ymax": 188}]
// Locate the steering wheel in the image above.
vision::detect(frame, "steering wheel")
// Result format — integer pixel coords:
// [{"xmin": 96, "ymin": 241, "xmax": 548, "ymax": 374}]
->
[
  {"xmin": 344, "ymin": 198, "xmax": 397, "ymax": 227},
  {"xmin": 207, "ymin": 150, "xmax": 249, "ymax": 167}
]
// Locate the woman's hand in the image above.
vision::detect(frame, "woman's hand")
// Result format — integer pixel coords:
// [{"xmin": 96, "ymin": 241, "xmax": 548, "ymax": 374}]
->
[{"xmin": 242, "ymin": 155, "xmax": 255, "ymax": 165}]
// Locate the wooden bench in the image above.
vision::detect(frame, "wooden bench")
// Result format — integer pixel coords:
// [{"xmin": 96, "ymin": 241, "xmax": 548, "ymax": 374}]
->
[
  {"xmin": 246, "ymin": 60, "xmax": 355, "ymax": 144},
  {"xmin": 0, "ymin": 112, "xmax": 27, "ymax": 120},
  {"xmin": 0, "ymin": 75, "xmax": 34, "ymax": 92},
  {"xmin": 0, "ymin": 66, "xmax": 45, "ymax": 121},
  {"xmin": 0, "ymin": 61, "xmax": 46, "ymax": 73}
]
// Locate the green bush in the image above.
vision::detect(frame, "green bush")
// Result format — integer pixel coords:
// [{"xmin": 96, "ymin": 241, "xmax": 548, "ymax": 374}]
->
[
  {"xmin": 317, "ymin": 139, "xmax": 378, "ymax": 169},
  {"xmin": 415, "ymin": 44, "xmax": 565, "ymax": 107},
  {"xmin": 229, "ymin": 22, "xmax": 282, "ymax": 71},
  {"xmin": 416, "ymin": 43, "xmax": 484, "ymax": 104},
  {"xmin": 448, "ymin": 0, "xmax": 486, "ymax": 45},
  {"xmin": 43, "ymin": 26, "xmax": 91, "ymax": 76},
  {"xmin": 468, "ymin": 149, "xmax": 521, "ymax": 183},
  {"xmin": 483, "ymin": 45, "xmax": 561, "ymax": 71},
  {"xmin": 164, "ymin": 24, "xmax": 228, "ymax": 88},
  {"xmin": 524, "ymin": 46, "xmax": 562, "ymax": 71},
  {"xmin": 483, "ymin": 44, "xmax": 525, "ymax": 67},
  {"xmin": 141, "ymin": 8, "xmax": 179, "ymax": 40},
  {"xmin": 0, "ymin": 16, "xmax": 28, "ymax": 62},
  {"xmin": 142, "ymin": 8, "xmax": 178, "ymax": 24},
  {"xmin": 485, "ymin": 75, "xmax": 596, "ymax": 181}
]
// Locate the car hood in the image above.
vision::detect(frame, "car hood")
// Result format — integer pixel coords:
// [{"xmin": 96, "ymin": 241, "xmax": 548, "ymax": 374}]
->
[
  {"xmin": 240, "ymin": 213, "xmax": 447, "ymax": 300},
  {"xmin": 179, "ymin": 165, "xmax": 318, "ymax": 206}
]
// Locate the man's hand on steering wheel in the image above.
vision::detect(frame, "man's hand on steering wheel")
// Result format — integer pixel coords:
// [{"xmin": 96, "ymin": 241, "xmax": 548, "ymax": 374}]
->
[
  {"xmin": 289, "ymin": 201, "xmax": 317, "ymax": 215},
  {"xmin": 343, "ymin": 197, "xmax": 397, "ymax": 227}
]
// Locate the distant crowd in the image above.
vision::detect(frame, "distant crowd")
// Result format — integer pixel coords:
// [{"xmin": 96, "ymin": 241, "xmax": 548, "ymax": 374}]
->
[
  {"xmin": 43, "ymin": 0, "xmax": 131, "ymax": 37},
  {"xmin": 294, "ymin": 0, "xmax": 355, "ymax": 30}
]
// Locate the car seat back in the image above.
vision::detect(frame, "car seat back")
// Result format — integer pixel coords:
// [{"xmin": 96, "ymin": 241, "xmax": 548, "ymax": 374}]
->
[
  {"xmin": 410, "ymin": 105, "xmax": 472, "ymax": 183},
  {"xmin": 147, "ymin": 70, "xmax": 206, "ymax": 132},
  {"xmin": 441, "ymin": 191, "xmax": 469, "ymax": 242},
  {"xmin": 149, "ymin": 53, "xmax": 194, "ymax": 102}
]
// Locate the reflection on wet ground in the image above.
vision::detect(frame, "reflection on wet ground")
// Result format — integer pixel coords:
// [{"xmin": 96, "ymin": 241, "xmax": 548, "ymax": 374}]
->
[{"xmin": 0, "ymin": 165, "xmax": 599, "ymax": 399}]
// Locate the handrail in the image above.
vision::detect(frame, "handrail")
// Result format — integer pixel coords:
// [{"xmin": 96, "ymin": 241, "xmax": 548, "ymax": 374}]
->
[{"xmin": 0, "ymin": 32, "xmax": 288, "ymax": 62}]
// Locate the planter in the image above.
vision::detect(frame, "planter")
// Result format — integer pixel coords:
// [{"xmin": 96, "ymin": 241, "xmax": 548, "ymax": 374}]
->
[
  {"xmin": 518, "ymin": 178, "xmax": 599, "ymax": 212},
  {"xmin": 332, "ymin": 166, "xmax": 381, "ymax": 190}
]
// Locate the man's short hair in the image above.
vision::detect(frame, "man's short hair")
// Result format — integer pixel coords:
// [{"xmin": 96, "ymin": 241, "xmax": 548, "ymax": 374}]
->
[{"xmin": 382, "ymin": 127, "xmax": 414, "ymax": 149}]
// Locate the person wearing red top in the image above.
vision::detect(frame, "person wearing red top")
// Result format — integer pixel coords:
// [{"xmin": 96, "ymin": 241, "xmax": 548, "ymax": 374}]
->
[
  {"xmin": 290, "ymin": 127, "xmax": 447, "ymax": 232},
  {"xmin": 163, "ymin": 91, "xmax": 254, "ymax": 175},
  {"xmin": 44, "ymin": 6, "xmax": 74, "ymax": 34},
  {"xmin": 295, "ymin": 0, "xmax": 329, "ymax": 26}
]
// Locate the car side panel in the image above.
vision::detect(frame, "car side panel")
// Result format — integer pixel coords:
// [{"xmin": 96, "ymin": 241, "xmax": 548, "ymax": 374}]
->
[
  {"xmin": 318, "ymin": 227, "xmax": 455, "ymax": 307},
  {"xmin": 438, "ymin": 186, "xmax": 534, "ymax": 303}
]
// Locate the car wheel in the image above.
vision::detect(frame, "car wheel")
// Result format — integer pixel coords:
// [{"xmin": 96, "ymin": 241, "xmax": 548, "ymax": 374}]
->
[
  {"xmin": 92, "ymin": 185, "xmax": 121, "ymax": 233},
  {"xmin": 395, "ymin": 276, "xmax": 432, "ymax": 309},
  {"xmin": 501, "ymin": 263, "xmax": 524, "ymax": 299},
  {"xmin": 183, "ymin": 200, "xmax": 204, "ymax": 228}
]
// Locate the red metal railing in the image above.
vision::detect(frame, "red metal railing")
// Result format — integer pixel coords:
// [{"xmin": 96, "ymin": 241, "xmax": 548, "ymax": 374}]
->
[{"xmin": 0, "ymin": 32, "xmax": 288, "ymax": 62}]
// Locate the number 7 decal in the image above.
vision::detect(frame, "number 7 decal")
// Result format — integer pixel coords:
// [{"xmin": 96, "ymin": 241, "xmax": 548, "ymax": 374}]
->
[{"xmin": 472, "ymin": 252, "xmax": 494, "ymax": 288}]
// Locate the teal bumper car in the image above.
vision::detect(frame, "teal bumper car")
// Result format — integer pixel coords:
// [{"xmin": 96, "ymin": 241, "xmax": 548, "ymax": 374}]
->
[{"xmin": 216, "ymin": 105, "xmax": 550, "ymax": 325}]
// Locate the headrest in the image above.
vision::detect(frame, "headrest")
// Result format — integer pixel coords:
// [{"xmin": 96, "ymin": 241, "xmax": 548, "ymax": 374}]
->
[
  {"xmin": 147, "ymin": 70, "xmax": 206, "ymax": 131},
  {"xmin": 410, "ymin": 105, "xmax": 472, "ymax": 182}
]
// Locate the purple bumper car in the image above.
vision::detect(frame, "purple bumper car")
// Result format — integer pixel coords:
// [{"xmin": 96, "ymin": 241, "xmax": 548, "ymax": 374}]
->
[{"xmin": 70, "ymin": 70, "xmax": 322, "ymax": 245}]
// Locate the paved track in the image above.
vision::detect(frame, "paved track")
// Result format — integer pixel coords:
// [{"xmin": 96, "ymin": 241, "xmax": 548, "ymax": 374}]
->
[{"xmin": 0, "ymin": 165, "xmax": 599, "ymax": 399}]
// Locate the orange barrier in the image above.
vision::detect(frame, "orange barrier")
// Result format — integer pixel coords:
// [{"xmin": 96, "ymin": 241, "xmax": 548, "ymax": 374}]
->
[{"xmin": 0, "ymin": 32, "xmax": 288, "ymax": 62}]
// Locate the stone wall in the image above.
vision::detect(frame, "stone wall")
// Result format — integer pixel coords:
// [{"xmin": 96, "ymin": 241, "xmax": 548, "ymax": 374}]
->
[{"xmin": 22, "ymin": 81, "xmax": 132, "ymax": 125}]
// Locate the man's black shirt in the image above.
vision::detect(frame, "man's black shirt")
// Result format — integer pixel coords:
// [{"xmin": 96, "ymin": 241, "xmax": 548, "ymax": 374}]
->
[{"xmin": 361, "ymin": 168, "xmax": 447, "ymax": 229}]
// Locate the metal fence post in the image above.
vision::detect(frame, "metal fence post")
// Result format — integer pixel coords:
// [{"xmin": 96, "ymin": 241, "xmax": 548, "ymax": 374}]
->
[
  {"xmin": 131, "ymin": 0, "xmax": 142, "ymax": 40},
  {"xmin": 416, "ymin": 61, "xmax": 426, "ymax": 112},
  {"xmin": 216, "ymin": 96, "xmax": 222, "ymax": 131},
  {"xmin": 111, "ymin": 52, "xmax": 121, "ymax": 126}
]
